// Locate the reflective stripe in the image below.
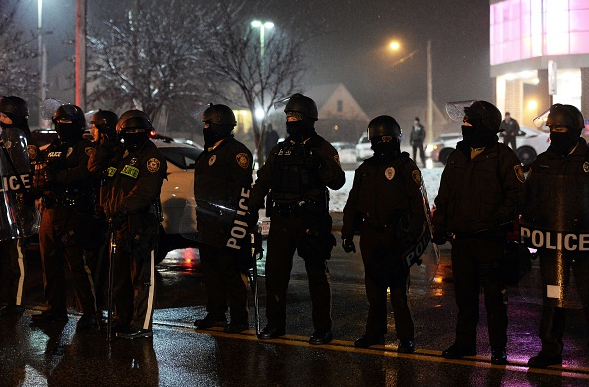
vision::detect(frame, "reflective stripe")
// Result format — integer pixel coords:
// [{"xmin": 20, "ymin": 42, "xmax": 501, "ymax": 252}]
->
[
  {"xmin": 15, "ymin": 240, "xmax": 24, "ymax": 306},
  {"xmin": 143, "ymin": 249, "xmax": 156, "ymax": 330}
]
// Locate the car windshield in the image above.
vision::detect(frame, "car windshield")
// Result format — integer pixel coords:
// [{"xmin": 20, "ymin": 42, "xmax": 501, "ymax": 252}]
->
[{"xmin": 159, "ymin": 147, "xmax": 202, "ymax": 169}]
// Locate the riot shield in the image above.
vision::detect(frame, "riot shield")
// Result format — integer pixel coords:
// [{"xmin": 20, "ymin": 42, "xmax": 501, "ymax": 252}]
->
[
  {"xmin": 519, "ymin": 172, "xmax": 589, "ymax": 308},
  {"xmin": 405, "ymin": 178, "xmax": 440, "ymax": 295},
  {"xmin": 179, "ymin": 180, "xmax": 252, "ymax": 251},
  {"xmin": 0, "ymin": 128, "xmax": 40, "ymax": 240}
]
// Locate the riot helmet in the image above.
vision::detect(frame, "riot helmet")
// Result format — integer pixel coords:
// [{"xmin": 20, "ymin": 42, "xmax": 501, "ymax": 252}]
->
[
  {"xmin": 116, "ymin": 109, "xmax": 152, "ymax": 150},
  {"xmin": 0, "ymin": 96, "xmax": 29, "ymax": 129},
  {"xmin": 52, "ymin": 104, "xmax": 86, "ymax": 142},
  {"xmin": 278, "ymin": 93, "xmax": 318, "ymax": 140},
  {"xmin": 546, "ymin": 104, "xmax": 584, "ymax": 156},
  {"xmin": 201, "ymin": 103, "xmax": 236, "ymax": 148},
  {"xmin": 446, "ymin": 100, "xmax": 501, "ymax": 148},
  {"xmin": 367, "ymin": 115, "xmax": 402, "ymax": 158},
  {"xmin": 91, "ymin": 110, "xmax": 119, "ymax": 139}
]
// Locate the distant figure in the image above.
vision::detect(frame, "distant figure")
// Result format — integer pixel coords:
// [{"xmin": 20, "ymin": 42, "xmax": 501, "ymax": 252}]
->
[
  {"xmin": 499, "ymin": 112, "xmax": 519, "ymax": 150},
  {"xmin": 409, "ymin": 117, "xmax": 426, "ymax": 167},
  {"xmin": 264, "ymin": 124, "xmax": 279, "ymax": 161}
]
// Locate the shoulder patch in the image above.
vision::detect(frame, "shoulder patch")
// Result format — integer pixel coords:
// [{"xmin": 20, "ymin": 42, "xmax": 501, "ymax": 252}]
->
[
  {"xmin": 583, "ymin": 161, "xmax": 589, "ymax": 173},
  {"xmin": 66, "ymin": 147, "xmax": 73, "ymax": 158},
  {"xmin": 85, "ymin": 147, "xmax": 96, "ymax": 157},
  {"xmin": 147, "ymin": 158, "xmax": 161, "ymax": 173},
  {"xmin": 412, "ymin": 170, "xmax": 422, "ymax": 186},
  {"xmin": 236, "ymin": 153, "xmax": 250, "ymax": 169},
  {"xmin": 334, "ymin": 155, "xmax": 341, "ymax": 168},
  {"xmin": 514, "ymin": 165, "xmax": 525, "ymax": 183},
  {"xmin": 385, "ymin": 167, "xmax": 395, "ymax": 180}
]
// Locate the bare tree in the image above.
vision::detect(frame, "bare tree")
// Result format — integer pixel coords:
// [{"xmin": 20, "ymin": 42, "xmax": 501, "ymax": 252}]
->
[
  {"xmin": 203, "ymin": 1, "xmax": 317, "ymax": 163},
  {"xmin": 0, "ymin": 0, "xmax": 38, "ymax": 99},
  {"xmin": 86, "ymin": 0, "xmax": 209, "ymax": 121}
]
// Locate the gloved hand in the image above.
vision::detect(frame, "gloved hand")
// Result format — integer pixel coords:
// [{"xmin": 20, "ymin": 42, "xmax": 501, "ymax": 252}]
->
[
  {"xmin": 432, "ymin": 231, "xmax": 447, "ymax": 245},
  {"xmin": 110, "ymin": 211, "xmax": 128, "ymax": 230},
  {"xmin": 342, "ymin": 237, "xmax": 356, "ymax": 253},
  {"xmin": 305, "ymin": 151, "xmax": 322, "ymax": 170}
]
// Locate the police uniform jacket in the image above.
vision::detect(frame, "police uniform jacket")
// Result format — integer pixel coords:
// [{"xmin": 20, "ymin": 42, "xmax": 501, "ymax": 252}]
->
[
  {"xmin": 101, "ymin": 140, "xmax": 167, "ymax": 217},
  {"xmin": 42, "ymin": 138, "xmax": 95, "ymax": 200},
  {"xmin": 194, "ymin": 137, "xmax": 252, "ymax": 206},
  {"xmin": 524, "ymin": 138, "xmax": 589, "ymax": 231},
  {"xmin": 341, "ymin": 153, "xmax": 425, "ymax": 239},
  {"xmin": 250, "ymin": 133, "xmax": 345, "ymax": 210},
  {"xmin": 432, "ymin": 141, "xmax": 525, "ymax": 236}
]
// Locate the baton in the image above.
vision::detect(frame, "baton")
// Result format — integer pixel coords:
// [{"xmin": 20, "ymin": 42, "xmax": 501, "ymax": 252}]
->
[
  {"xmin": 106, "ymin": 223, "xmax": 116, "ymax": 341},
  {"xmin": 251, "ymin": 232, "xmax": 260, "ymax": 335}
]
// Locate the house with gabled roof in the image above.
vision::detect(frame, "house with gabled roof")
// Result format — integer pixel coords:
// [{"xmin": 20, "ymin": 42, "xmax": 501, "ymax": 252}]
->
[{"xmin": 305, "ymin": 83, "xmax": 370, "ymax": 143}]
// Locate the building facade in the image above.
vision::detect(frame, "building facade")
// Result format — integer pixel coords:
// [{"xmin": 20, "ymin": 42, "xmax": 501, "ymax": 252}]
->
[{"xmin": 490, "ymin": 0, "xmax": 589, "ymax": 128}]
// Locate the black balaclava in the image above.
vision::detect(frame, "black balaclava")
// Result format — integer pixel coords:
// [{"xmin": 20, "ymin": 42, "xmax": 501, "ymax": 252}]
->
[
  {"xmin": 286, "ymin": 112, "xmax": 315, "ymax": 142},
  {"xmin": 461, "ymin": 109, "xmax": 497, "ymax": 148},
  {"xmin": 122, "ymin": 130, "xmax": 148, "ymax": 150},
  {"xmin": 371, "ymin": 136, "xmax": 400, "ymax": 160},
  {"xmin": 550, "ymin": 130, "xmax": 580, "ymax": 156}
]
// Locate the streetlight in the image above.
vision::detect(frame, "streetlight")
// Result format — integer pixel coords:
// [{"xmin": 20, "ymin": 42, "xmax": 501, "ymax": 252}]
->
[
  {"xmin": 38, "ymin": 0, "xmax": 47, "ymax": 127},
  {"xmin": 250, "ymin": 20, "xmax": 274, "ymax": 62},
  {"xmin": 388, "ymin": 40, "xmax": 433, "ymax": 144}
]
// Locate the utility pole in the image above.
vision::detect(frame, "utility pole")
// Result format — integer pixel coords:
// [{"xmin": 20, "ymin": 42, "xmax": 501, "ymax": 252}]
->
[{"xmin": 75, "ymin": 0, "xmax": 87, "ymax": 110}]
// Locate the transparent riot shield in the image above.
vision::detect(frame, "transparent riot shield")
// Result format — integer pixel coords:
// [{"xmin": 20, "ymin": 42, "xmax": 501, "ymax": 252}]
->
[
  {"xmin": 519, "ymin": 172, "xmax": 589, "ymax": 308},
  {"xmin": 406, "ymin": 178, "xmax": 440, "ymax": 296},
  {"xmin": 0, "ymin": 128, "xmax": 40, "ymax": 240}
]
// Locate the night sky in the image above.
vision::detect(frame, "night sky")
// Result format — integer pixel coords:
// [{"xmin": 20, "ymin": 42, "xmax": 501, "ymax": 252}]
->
[{"xmin": 15, "ymin": 0, "xmax": 493, "ymax": 119}]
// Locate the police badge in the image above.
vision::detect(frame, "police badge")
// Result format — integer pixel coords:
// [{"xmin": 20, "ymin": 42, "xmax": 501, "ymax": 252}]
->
[
  {"xmin": 209, "ymin": 154, "xmax": 216, "ymax": 166},
  {"xmin": 385, "ymin": 167, "xmax": 395, "ymax": 180}
]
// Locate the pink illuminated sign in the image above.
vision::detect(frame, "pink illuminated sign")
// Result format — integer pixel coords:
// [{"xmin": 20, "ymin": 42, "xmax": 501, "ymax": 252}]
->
[{"xmin": 490, "ymin": 0, "xmax": 589, "ymax": 65}]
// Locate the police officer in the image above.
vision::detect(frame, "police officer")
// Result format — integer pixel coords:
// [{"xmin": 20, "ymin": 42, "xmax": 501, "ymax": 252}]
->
[
  {"xmin": 100, "ymin": 110, "xmax": 167, "ymax": 339},
  {"xmin": 409, "ymin": 117, "xmax": 426, "ymax": 167},
  {"xmin": 341, "ymin": 115, "xmax": 425, "ymax": 352},
  {"xmin": 432, "ymin": 100, "xmax": 525, "ymax": 365},
  {"xmin": 249, "ymin": 93, "xmax": 345, "ymax": 344},
  {"xmin": 524, "ymin": 104, "xmax": 589, "ymax": 368},
  {"xmin": 31, "ymin": 104, "xmax": 98, "ymax": 330},
  {"xmin": 0, "ymin": 96, "xmax": 35, "ymax": 316},
  {"xmin": 192, "ymin": 104, "xmax": 253, "ymax": 334},
  {"xmin": 87, "ymin": 110, "xmax": 119, "ymax": 315}
]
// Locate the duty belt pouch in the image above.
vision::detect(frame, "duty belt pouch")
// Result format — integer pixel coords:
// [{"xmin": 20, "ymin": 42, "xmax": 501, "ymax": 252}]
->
[{"xmin": 297, "ymin": 202, "xmax": 336, "ymax": 263}]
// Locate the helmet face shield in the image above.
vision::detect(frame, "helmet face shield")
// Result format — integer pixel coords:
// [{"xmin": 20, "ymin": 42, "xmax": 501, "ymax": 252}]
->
[{"xmin": 276, "ymin": 93, "xmax": 319, "ymax": 121}]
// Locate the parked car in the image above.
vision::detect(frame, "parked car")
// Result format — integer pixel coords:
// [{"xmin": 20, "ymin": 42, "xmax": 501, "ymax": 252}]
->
[
  {"xmin": 424, "ymin": 132, "xmax": 462, "ymax": 163},
  {"xmin": 428, "ymin": 126, "xmax": 550, "ymax": 165},
  {"xmin": 355, "ymin": 134, "xmax": 372, "ymax": 161},
  {"xmin": 331, "ymin": 141, "xmax": 357, "ymax": 164}
]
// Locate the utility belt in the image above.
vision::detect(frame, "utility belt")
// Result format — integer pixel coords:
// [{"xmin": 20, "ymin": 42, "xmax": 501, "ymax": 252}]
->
[
  {"xmin": 362, "ymin": 210, "xmax": 407, "ymax": 230},
  {"xmin": 43, "ymin": 191, "xmax": 93, "ymax": 210},
  {"xmin": 273, "ymin": 199, "xmax": 326, "ymax": 218}
]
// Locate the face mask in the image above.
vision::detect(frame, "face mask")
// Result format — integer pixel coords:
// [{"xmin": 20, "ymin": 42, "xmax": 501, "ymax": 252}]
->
[
  {"xmin": 203, "ymin": 129, "xmax": 225, "ymax": 148},
  {"xmin": 122, "ymin": 131, "xmax": 148, "ymax": 150},
  {"xmin": 0, "ymin": 121, "xmax": 12, "ymax": 130},
  {"xmin": 371, "ymin": 140, "xmax": 399, "ymax": 159},
  {"xmin": 286, "ymin": 120, "xmax": 306, "ymax": 138},
  {"xmin": 461, "ymin": 125, "xmax": 496, "ymax": 148},
  {"xmin": 55, "ymin": 122, "xmax": 82, "ymax": 142},
  {"xmin": 550, "ymin": 132, "xmax": 577, "ymax": 156}
]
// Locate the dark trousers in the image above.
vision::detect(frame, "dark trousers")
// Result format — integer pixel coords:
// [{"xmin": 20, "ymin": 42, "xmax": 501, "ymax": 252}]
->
[
  {"xmin": 412, "ymin": 143, "xmax": 425, "ymax": 166},
  {"xmin": 503, "ymin": 135, "xmax": 516, "ymax": 150},
  {"xmin": 359, "ymin": 224, "xmax": 414, "ymax": 340},
  {"xmin": 264, "ymin": 212, "xmax": 332, "ymax": 332},
  {"xmin": 113, "ymin": 214, "xmax": 158, "ymax": 330},
  {"xmin": 537, "ymin": 252, "xmax": 589, "ymax": 356},
  {"xmin": 0, "ymin": 239, "xmax": 25, "ymax": 306},
  {"xmin": 199, "ymin": 244, "xmax": 249, "ymax": 325},
  {"xmin": 450, "ymin": 238, "xmax": 507, "ymax": 349},
  {"xmin": 39, "ymin": 208, "xmax": 96, "ymax": 314}
]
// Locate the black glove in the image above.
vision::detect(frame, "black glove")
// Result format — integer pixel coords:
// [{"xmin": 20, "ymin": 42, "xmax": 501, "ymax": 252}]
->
[
  {"xmin": 342, "ymin": 237, "xmax": 356, "ymax": 253},
  {"xmin": 432, "ymin": 231, "xmax": 447, "ymax": 245},
  {"xmin": 110, "ymin": 211, "xmax": 128, "ymax": 230}
]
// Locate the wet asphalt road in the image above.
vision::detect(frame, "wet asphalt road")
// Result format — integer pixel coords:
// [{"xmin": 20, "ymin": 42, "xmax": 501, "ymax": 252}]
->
[{"xmin": 2, "ymin": 230, "xmax": 589, "ymax": 386}]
